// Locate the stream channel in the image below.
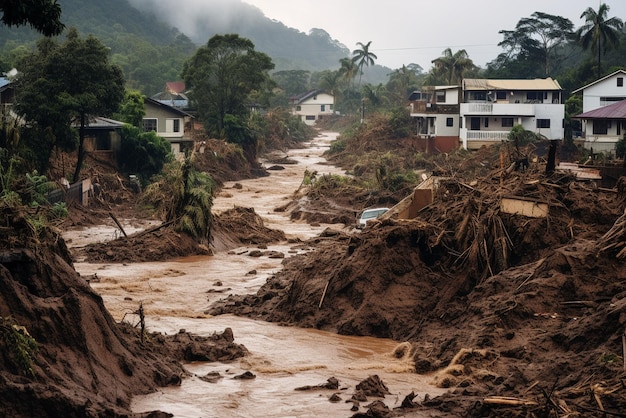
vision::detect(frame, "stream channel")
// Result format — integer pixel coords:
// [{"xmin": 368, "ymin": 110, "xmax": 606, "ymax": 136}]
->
[{"xmin": 66, "ymin": 131, "xmax": 445, "ymax": 417}]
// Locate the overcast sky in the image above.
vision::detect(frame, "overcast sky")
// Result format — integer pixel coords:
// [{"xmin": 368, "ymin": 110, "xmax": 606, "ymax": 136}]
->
[{"xmin": 241, "ymin": 0, "xmax": 626, "ymax": 70}]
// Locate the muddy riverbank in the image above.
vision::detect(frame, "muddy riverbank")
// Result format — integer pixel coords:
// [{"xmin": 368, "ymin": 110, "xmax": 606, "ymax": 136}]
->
[{"xmin": 69, "ymin": 132, "xmax": 447, "ymax": 417}]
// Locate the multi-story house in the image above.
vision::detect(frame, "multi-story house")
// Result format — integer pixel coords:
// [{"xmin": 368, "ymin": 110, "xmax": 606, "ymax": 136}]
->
[
  {"xmin": 460, "ymin": 78, "xmax": 564, "ymax": 150},
  {"xmin": 143, "ymin": 97, "xmax": 194, "ymax": 157},
  {"xmin": 409, "ymin": 78, "xmax": 565, "ymax": 151},
  {"xmin": 571, "ymin": 70, "xmax": 626, "ymax": 154},
  {"xmin": 408, "ymin": 85, "xmax": 460, "ymax": 153},
  {"xmin": 291, "ymin": 90, "xmax": 334, "ymax": 125}
]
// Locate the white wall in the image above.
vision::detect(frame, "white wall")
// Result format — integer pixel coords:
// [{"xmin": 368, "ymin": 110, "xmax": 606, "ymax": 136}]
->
[{"xmin": 582, "ymin": 73, "xmax": 626, "ymax": 112}]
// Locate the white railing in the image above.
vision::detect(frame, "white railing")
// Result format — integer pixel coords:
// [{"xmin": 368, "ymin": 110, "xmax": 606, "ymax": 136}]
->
[
  {"xmin": 461, "ymin": 129, "xmax": 510, "ymax": 141},
  {"xmin": 465, "ymin": 103, "xmax": 492, "ymax": 114}
]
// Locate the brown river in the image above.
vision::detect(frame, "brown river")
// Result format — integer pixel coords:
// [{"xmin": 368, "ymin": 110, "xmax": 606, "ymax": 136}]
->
[{"xmin": 65, "ymin": 132, "xmax": 445, "ymax": 417}]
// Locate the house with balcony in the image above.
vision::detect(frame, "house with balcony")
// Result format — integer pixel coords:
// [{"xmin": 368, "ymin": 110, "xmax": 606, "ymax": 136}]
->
[
  {"xmin": 291, "ymin": 90, "xmax": 334, "ymax": 125},
  {"xmin": 143, "ymin": 97, "xmax": 194, "ymax": 157},
  {"xmin": 408, "ymin": 85, "xmax": 460, "ymax": 153},
  {"xmin": 571, "ymin": 70, "xmax": 626, "ymax": 154},
  {"xmin": 460, "ymin": 78, "xmax": 564, "ymax": 150}
]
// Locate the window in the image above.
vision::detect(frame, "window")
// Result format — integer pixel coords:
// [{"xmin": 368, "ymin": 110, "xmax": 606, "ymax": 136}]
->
[
  {"xmin": 166, "ymin": 118, "xmax": 181, "ymax": 133},
  {"xmin": 143, "ymin": 118, "xmax": 157, "ymax": 132},
  {"xmin": 446, "ymin": 117, "xmax": 453, "ymax": 127},
  {"xmin": 496, "ymin": 91, "xmax": 507, "ymax": 100},
  {"xmin": 296, "ymin": 105, "xmax": 301, "ymax": 111},
  {"xmin": 436, "ymin": 91, "xmax": 446, "ymax": 103},
  {"xmin": 484, "ymin": 118, "xmax": 489, "ymax": 128},
  {"xmin": 593, "ymin": 120, "xmax": 608, "ymax": 135},
  {"xmin": 305, "ymin": 115, "xmax": 316, "ymax": 120},
  {"xmin": 501, "ymin": 118, "xmax": 514, "ymax": 127},
  {"xmin": 471, "ymin": 91, "xmax": 486, "ymax": 101},
  {"xmin": 536, "ymin": 119, "xmax": 550, "ymax": 129},
  {"xmin": 618, "ymin": 77, "xmax": 624, "ymax": 87},
  {"xmin": 321, "ymin": 105, "xmax": 325, "ymax": 112},
  {"xmin": 526, "ymin": 92, "xmax": 538, "ymax": 101}
]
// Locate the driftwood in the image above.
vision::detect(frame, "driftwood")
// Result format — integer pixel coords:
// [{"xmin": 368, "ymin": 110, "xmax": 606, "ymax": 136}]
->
[
  {"xmin": 108, "ymin": 212, "xmax": 128, "ymax": 238},
  {"xmin": 483, "ymin": 396, "xmax": 538, "ymax": 406}
]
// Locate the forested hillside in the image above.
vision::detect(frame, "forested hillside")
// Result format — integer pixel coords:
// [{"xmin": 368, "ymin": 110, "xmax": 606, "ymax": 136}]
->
[{"xmin": 0, "ymin": 0, "xmax": 358, "ymax": 95}]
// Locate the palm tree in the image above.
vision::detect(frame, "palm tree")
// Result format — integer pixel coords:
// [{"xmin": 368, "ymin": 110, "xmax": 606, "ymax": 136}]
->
[
  {"xmin": 430, "ymin": 48, "xmax": 475, "ymax": 85},
  {"xmin": 352, "ymin": 41, "xmax": 378, "ymax": 86},
  {"xmin": 576, "ymin": 3, "xmax": 624, "ymax": 79},
  {"xmin": 339, "ymin": 57, "xmax": 358, "ymax": 88}
]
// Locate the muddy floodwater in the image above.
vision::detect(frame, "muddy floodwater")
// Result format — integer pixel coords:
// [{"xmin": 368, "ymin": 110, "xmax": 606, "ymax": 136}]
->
[{"xmin": 67, "ymin": 132, "xmax": 445, "ymax": 417}]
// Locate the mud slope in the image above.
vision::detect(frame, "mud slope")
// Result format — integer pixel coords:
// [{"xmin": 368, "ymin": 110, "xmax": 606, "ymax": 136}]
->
[{"xmin": 0, "ymin": 208, "xmax": 248, "ymax": 417}]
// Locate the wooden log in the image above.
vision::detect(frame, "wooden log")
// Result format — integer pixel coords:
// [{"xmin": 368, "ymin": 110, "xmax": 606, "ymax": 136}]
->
[
  {"xmin": 108, "ymin": 212, "xmax": 127, "ymax": 238},
  {"xmin": 483, "ymin": 396, "xmax": 538, "ymax": 406}
]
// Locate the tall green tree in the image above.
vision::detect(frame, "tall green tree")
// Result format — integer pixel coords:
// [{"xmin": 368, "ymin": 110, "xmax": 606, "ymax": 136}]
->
[
  {"xmin": 512, "ymin": 12, "xmax": 574, "ymax": 75},
  {"xmin": 182, "ymin": 34, "xmax": 274, "ymax": 138},
  {"xmin": 386, "ymin": 64, "xmax": 423, "ymax": 104},
  {"xmin": 576, "ymin": 3, "xmax": 624, "ymax": 79},
  {"xmin": 116, "ymin": 90, "xmax": 145, "ymax": 128},
  {"xmin": 352, "ymin": 41, "xmax": 377, "ymax": 86},
  {"xmin": 15, "ymin": 28, "xmax": 125, "ymax": 181},
  {"xmin": 429, "ymin": 48, "xmax": 475, "ymax": 85},
  {"xmin": 339, "ymin": 57, "xmax": 358, "ymax": 88},
  {"xmin": 271, "ymin": 70, "xmax": 310, "ymax": 97},
  {"xmin": 0, "ymin": 0, "xmax": 64, "ymax": 36}
]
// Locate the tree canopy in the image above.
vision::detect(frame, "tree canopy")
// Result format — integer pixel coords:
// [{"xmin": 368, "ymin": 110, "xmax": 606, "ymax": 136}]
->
[
  {"xmin": 182, "ymin": 34, "xmax": 274, "ymax": 138},
  {"xmin": 0, "ymin": 0, "xmax": 64, "ymax": 36},
  {"xmin": 15, "ymin": 28, "xmax": 125, "ymax": 180}
]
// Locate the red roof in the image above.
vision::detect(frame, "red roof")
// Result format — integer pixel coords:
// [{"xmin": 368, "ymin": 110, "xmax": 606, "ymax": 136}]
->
[
  {"xmin": 165, "ymin": 81, "xmax": 186, "ymax": 94},
  {"xmin": 575, "ymin": 99, "xmax": 626, "ymax": 119}
]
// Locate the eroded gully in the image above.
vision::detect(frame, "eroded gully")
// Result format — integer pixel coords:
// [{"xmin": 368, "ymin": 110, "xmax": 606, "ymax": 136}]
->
[{"xmin": 66, "ymin": 131, "xmax": 445, "ymax": 417}]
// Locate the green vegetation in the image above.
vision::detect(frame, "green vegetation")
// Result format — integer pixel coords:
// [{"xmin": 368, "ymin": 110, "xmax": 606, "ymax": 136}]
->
[
  {"xmin": 0, "ymin": 317, "xmax": 38, "ymax": 376},
  {"xmin": 118, "ymin": 125, "xmax": 172, "ymax": 185},
  {"xmin": 15, "ymin": 28, "xmax": 125, "ymax": 181},
  {"xmin": 576, "ymin": 4, "xmax": 624, "ymax": 79},
  {"xmin": 142, "ymin": 157, "xmax": 215, "ymax": 242},
  {"xmin": 0, "ymin": 0, "xmax": 64, "ymax": 36},
  {"xmin": 183, "ymin": 34, "xmax": 274, "ymax": 139}
]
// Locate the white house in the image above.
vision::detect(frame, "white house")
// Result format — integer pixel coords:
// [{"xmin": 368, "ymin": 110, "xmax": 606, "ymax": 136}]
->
[
  {"xmin": 143, "ymin": 97, "xmax": 194, "ymax": 157},
  {"xmin": 291, "ymin": 90, "xmax": 334, "ymax": 125},
  {"xmin": 460, "ymin": 78, "xmax": 564, "ymax": 150},
  {"xmin": 408, "ymin": 85, "xmax": 460, "ymax": 152},
  {"xmin": 460, "ymin": 78, "xmax": 565, "ymax": 149},
  {"xmin": 408, "ymin": 78, "xmax": 565, "ymax": 151},
  {"xmin": 571, "ymin": 70, "xmax": 626, "ymax": 154},
  {"xmin": 571, "ymin": 69, "xmax": 626, "ymax": 113}
]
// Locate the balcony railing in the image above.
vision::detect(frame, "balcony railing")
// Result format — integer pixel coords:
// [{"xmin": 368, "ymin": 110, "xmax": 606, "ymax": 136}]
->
[
  {"xmin": 410, "ymin": 101, "xmax": 459, "ymax": 114},
  {"xmin": 461, "ymin": 129, "xmax": 510, "ymax": 141}
]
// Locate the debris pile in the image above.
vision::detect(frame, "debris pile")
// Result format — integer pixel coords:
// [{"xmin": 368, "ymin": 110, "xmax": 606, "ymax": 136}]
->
[{"xmin": 209, "ymin": 144, "xmax": 626, "ymax": 416}]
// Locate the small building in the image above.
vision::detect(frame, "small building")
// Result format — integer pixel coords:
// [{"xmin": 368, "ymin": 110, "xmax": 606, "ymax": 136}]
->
[
  {"xmin": 408, "ymin": 86, "xmax": 461, "ymax": 153},
  {"xmin": 74, "ymin": 116, "xmax": 125, "ymax": 158},
  {"xmin": 574, "ymin": 99, "xmax": 626, "ymax": 155},
  {"xmin": 460, "ymin": 78, "xmax": 564, "ymax": 150},
  {"xmin": 291, "ymin": 90, "xmax": 334, "ymax": 125},
  {"xmin": 143, "ymin": 97, "xmax": 194, "ymax": 156}
]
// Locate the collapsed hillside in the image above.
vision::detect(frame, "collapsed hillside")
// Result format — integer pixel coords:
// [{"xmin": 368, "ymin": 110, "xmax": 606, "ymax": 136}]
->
[
  {"xmin": 0, "ymin": 206, "xmax": 249, "ymax": 417},
  {"xmin": 209, "ymin": 141, "xmax": 626, "ymax": 416}
]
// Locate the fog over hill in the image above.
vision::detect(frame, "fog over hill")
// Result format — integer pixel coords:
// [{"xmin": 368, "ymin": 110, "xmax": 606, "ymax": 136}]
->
[{"xmin": 126, "ymin": 0, "xmax": 352, "ymax": 72}]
